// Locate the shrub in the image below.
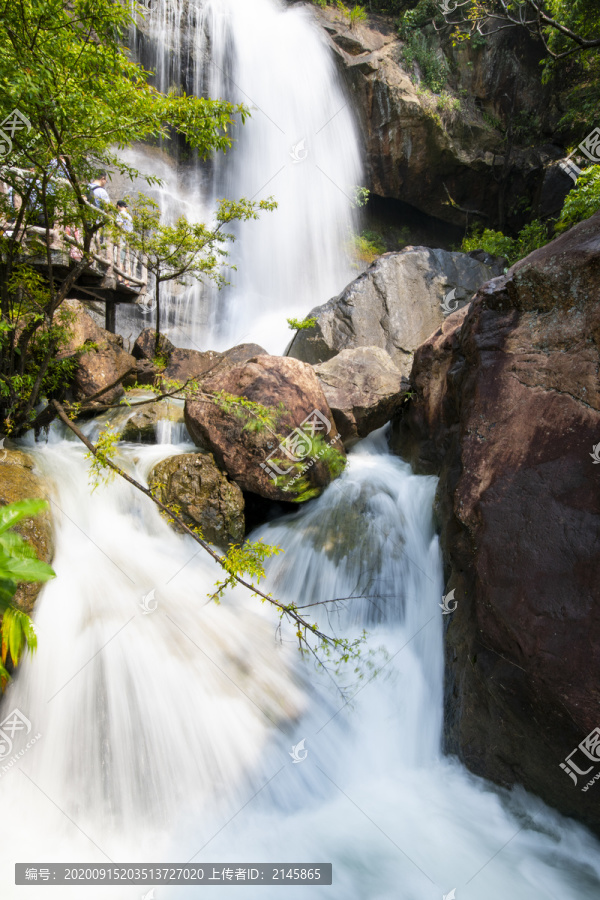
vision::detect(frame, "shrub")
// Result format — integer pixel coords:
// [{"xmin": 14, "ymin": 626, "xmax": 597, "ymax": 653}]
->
[{"xmin": 402, "ymin": 31, "xmax": 448, "ymax": 94}]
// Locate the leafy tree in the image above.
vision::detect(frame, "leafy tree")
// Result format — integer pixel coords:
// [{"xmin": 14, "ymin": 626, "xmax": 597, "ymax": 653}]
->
[
  {"xmin": 124, "ymin": 195, "xmax": 276, "ymax": 357},
  {"xmin": 0, "ymin": 499, "xmax": 55, "ymax": 690},
  {"xmin": 436, "ymin": 1, "xmax": 600, "ymax": 127}
]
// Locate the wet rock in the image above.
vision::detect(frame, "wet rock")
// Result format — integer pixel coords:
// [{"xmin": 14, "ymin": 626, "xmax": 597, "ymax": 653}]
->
[
  {"xmin": 149, "ymin": 452, "xmax": 244, "ymax": 548},
  {"xmin": 0, "ymin": 450, "xmax": 54, "ymax": 614},
  {"xmin": 119, "ymin": 398, "xmax": 185, "ymax": 443},
  {"xmin": 314, "ymin": 346, "xmax": 408, "ymax": 447},
  {"xmin": 391, "ymin": 212, "xmax": 600, "ymax": 835},
  {"xmin": 316, "ymin": 6, "xmax": 562, "ymax": 231},
  {"xmin": 287, "ymin": 248, "xmax": 495, "ymax": 377},
  {"xmin": 184, "ymin": 355, "xmax": 344, "ymax": 502}
]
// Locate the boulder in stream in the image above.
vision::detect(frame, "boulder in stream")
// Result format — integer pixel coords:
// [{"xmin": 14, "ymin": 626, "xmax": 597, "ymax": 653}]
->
[
  {"xmin": 62, "ymin": 300, "xmax": 137, "ymax": 405},
  {"xmin": 314, "ymin": 346, "xmax": 408, "ymax": 447},
  {"xmin": 184, "ymin": 355, "xmax": 345, "ymax": 502},
  {"xmin": 149, "ymin": 452, "xmax": 244, "ymax": 548}
]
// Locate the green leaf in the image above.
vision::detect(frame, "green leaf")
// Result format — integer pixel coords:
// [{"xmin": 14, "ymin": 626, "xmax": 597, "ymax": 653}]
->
[
  {"xmin": 0, "ymin": 555, "xmax": 55, "ymax": 583},
  {"xmin": 0, "ymin": 500, "xmax": 49, "ymax": 536}
]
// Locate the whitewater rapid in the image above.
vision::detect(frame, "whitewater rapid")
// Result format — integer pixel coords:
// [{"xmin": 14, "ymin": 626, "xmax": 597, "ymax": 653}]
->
[{"xmin": 1, "ymin": 423, "xmax": 599, "ymax": 899}]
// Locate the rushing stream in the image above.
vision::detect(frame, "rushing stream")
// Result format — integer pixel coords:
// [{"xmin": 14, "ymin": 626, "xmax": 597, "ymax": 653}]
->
[
  {"xmin": 2, "ymin": 424, "xmax": 600, "ymax": 899},
  {"xmin": 2, "ymin": 0, "xmax": 600, "ymax": 897}
]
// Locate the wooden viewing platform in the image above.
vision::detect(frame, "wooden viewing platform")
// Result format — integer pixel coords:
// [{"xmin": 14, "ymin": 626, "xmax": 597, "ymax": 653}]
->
[
  {"xmin": 19, "ymin": 227, "xmax": 149, "ymax": 333},
  {"xmin": 1, "ymin": 167, "xmax": 149, "ymax": 332}
]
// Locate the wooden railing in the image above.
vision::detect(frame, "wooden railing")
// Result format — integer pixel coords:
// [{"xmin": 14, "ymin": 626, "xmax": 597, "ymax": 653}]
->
[{"xmin": 1, "ymin": 167, "xmax": 148, "ymax": 293}]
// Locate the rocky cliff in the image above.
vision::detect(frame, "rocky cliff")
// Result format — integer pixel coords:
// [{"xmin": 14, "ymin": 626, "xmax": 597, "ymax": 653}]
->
[
  {"xmin": 391, "ymin": 212, "xmax": 600, "ymax": 833},
  {"xmin": 311, "ymin": 4, "xmax": 570, "ymax": 232}
]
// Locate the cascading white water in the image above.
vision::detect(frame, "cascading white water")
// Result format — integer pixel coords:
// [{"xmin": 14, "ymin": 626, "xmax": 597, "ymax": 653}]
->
[
  {"xmin": 194, "ymin": 0, "xmax": 363, "ymax": 352},
  {"xmin": 135, "ymin": 0, "xmax": 363, "ymax": 354},
  {"xmin": 2, "ymin": 424, "xmax": 600, "ymax": 899}
]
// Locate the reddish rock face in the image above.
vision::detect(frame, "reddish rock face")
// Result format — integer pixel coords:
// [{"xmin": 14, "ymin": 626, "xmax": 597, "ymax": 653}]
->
[
  {"xmin": 391, "ymin": 213, "xmax": 600, "ymax": 834},
  {"xmin": 62, "ymin": 300, "xmax": 136, "ymax": 405},
  {"xmin": 185, "ymin": 355, "xmax": 345, "ymax": 502}
]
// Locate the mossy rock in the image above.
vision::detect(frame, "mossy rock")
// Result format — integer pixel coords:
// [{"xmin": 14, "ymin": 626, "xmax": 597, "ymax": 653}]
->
[
  {"xmin": 0, "ymin": 450, "xmax": 54, "ymax": 614},
  {"xmin": 149, "ymin": 453, "xmax": 244, "ymax": 549}
]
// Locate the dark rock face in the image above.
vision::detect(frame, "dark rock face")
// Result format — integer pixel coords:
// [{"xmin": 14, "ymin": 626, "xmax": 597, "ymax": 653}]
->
[
  {"xmin": 149, "ymin": 453, "xmax": 244, "ymax": 549},
  {"xmin": 0, "ymin": 450, "xmax": 54, "ymax": 614},
  {"xmin": 314, "ymin": 346, "xmax": 408, "ymax": 447},
  {"xmin": 390, "ymin": 212, "xmax": 600, "ymax": 833},
  {"xmin": 63, "ymin": 300, "xmax": 136, "ymax": 405},
  {"xmin": 184, "ymin": 355, "xmax": 344, "ymax": 502},
  {"xmin": 287, "ymin": 248, "xmax": 495, "ymax": 376},
  {"xmin": 316, "ymin": 7, "xmax": 566, "ymax": 231}
]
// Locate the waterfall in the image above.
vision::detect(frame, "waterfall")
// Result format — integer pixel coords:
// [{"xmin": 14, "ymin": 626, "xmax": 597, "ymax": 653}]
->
[{"xmin": 130, "ymin": 0, "xmax": 363, "ymax": 353}]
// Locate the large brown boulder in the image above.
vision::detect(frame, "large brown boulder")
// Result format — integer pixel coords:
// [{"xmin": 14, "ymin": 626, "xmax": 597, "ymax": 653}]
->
[
  {"xmin": 391, "ymin": 213, "xmax": 600, "ymax": 833},
  {"xmin": 149, "ymin": 453, "xmax": 244, "ymax": 549},
  {"xmin": 162, "ymin": 348, "xmax": 223, "ymax": 384},
  {"xmin": 185, "ymin": 355, "xmax": 345, "ymax": 502},
  {"xmin": 314, "ymin": 347, "xmax": 408, "ymax": 447},
  {"xmin": 221, "ymin": 343, "xmax": 268, "ymax": 366},
  {"xmin": 0, "ymin": 450, "xmax": 54, "ymax": 614},
  {"xmin": 62, "ymin": 300, "xmax": 136, "ymax": 405}
]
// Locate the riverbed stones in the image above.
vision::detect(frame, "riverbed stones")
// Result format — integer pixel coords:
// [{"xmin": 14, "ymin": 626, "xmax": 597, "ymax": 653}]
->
[
  {"xmin": 287, "ymin": 248, "xmax": 495, "ymax": 377},
  {"xmin": 184, "ymin": 355, "xmax": 345, "ymax": 502},
  {"xmin": 391, "ymin": 211, "xmax": 600, "ymax": 835},
  {"xmin": 149, "ymin": 452, "xmax": 244, "ymax": 548},
  {"xmin": 314, "ymin": 346, "xmax": 408, "ymax": 447}
]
